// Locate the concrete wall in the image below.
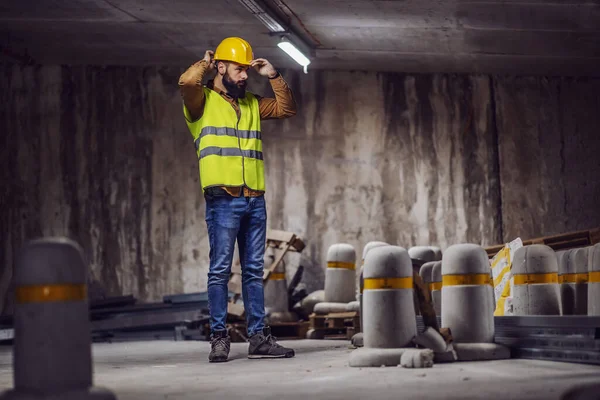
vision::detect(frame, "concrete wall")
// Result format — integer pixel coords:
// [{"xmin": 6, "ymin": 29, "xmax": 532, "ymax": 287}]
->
[{"xmin": 2, "ymin": 64, "xmax": 599, "ymax": 314}]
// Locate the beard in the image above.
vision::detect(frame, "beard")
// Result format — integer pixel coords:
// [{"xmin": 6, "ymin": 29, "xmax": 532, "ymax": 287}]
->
[{"xmin": 222, "ymin": 71, "xmax": 247, "ymax": 99}]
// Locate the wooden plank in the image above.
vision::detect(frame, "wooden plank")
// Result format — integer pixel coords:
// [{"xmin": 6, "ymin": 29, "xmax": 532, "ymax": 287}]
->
[
  {"xmin": 263, "ymin": 241, "xmax": 293, "ymax": 281},
  {"xmin": 325, "ymin": 311, "xmax": 357, "ymax": 319},
  {"xmin": 266, "ymin": 229, "xmax": 306, "ymax": 252},
  {"xmin": 485, "ymin": 228, "xmax": 600, "ymax": 258},
  {"xmin": 267, "ymin": 229, "xmax": 295, "ymax": 244}
]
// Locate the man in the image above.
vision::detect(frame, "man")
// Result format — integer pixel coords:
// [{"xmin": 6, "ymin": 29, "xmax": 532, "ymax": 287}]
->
[{"xmin": 178, "ymin": 37, "xmax": 297, "ymax": 362}]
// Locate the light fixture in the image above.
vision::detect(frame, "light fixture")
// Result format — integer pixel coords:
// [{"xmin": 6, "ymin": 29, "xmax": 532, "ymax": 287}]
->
[
  {"xmin": 238, "ymin": 0, "xmax": 286, "ymax": 32},
  {"xmin": 277, "ymin": 37, "xmax": 311, "ymax": 74},
  {"xmin": 237, "ymin": 0, "xmax": 313, "ymax": 73}
]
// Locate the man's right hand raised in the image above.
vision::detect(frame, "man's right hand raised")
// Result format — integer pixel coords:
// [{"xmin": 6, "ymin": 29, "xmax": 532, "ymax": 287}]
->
[{"xmin": 203, "ymin": 50, "xmax": 215, "ymax": 72}]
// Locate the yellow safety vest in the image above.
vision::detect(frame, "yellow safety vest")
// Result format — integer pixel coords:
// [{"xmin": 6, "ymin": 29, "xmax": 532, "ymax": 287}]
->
[{"xmin": 184, "ymin": 87, "xmax": 265, "ymax": 192}]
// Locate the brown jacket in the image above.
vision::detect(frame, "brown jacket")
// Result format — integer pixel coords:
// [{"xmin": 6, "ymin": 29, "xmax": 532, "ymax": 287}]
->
[{"xmin": 178, "ymin": 60, "xmax": 297, "ymax": 197}]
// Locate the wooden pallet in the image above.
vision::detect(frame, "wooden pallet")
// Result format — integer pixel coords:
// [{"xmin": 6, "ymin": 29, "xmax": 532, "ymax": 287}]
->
[
  {"xmin": 203, "ymin": 320, "xmax": 309, "ymax": 342},
  {"xmin": 485, "ymin": 228, "xmax": 600, "ymax": 258},
  {"xmin": 308, "ymin": 311, "xmax": 360, "ymax": 340}
]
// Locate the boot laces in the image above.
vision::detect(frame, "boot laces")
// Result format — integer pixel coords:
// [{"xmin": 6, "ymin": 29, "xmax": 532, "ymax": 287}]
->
[{"xmin": 212, "ymin": 336, "xmax": 229, "ymax": 352}]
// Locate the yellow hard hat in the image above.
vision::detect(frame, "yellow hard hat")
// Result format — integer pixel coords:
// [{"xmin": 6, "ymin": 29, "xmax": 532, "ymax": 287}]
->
[{"xmin": 214, "ymin": 37, "xmax": 253, "ymax": 66}]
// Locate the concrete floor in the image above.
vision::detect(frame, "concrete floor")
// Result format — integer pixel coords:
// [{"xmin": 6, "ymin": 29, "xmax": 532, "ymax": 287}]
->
[{"xmin": 0, "ymin": 340, "xmax": 599, "ymax": 399}]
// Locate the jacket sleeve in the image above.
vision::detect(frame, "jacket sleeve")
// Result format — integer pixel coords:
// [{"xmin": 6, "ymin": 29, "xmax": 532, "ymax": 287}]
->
[
  {"xmin": 178, "ymin": 60, "xmax": 208, "ymax": 122},
  {"xmin": 257, "ymin": 74, "xmax": 297, "ymax": 120}
]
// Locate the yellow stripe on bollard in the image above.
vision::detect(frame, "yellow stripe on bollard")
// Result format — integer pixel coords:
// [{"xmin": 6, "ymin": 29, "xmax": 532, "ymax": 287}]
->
[
  {"xmin": 16, "ymin": 284, "xmax": 87, "ymax": 304},
  {"xmin": 588, "ymin": 271, "xmax": 600, "ymax": 283},
  {"xmin": 268, "ymin": 273, "xmax": 285, "ymax": 281},
  {"xmin": 327, "ymin": 261, "xmax": 355, "ymax": 270},
  {"xmin": 430, "ymin": 282, "xmax": 442, "ymax": 291},
  {"xmin": 558, "ymin": 273, "xmax": 589, "ymax": 284},
  {"xmin": 513, "ymin": 273, "xmax": 558, "ymax": 285},
  {"xmin": 442, "ymin": 274, "xmax": 491, "ymax": 286},
  {"xmin": 363, "ymin": 277, "xmax": 412, "ymax": 290}
]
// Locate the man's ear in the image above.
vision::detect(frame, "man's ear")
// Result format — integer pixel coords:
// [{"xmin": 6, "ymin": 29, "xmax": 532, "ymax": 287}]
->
[{"xmin": 217, "ymin": 61, "xmax": 226, "ymax": 75}]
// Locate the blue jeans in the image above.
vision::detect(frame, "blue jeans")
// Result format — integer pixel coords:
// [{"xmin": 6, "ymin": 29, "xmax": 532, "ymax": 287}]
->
[{"xmin": 205, "ymin": 190, "xmax": 267, "ymax": 337}]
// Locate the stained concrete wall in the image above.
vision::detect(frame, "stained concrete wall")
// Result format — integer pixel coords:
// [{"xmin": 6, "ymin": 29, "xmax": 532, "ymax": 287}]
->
[{"xmin": 1, "ymin": 65, "xmax": 599, "ymax": 314}]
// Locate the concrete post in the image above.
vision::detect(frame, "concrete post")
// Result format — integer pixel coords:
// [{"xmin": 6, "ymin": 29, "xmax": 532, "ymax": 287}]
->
[
  {"xmin": 430, "ymin": 261, "xmax": 442, "ymax": 316},
  {"xmin": 440, "ymin": 243, "xmax": 509, "ymax": 361},
  {"xmin": 349, "ymin": 245, "xmax": 416, "ymax": 367},
  {"xmin": 0, "ymin": 237, "xmax": 116, "ymax": 400},
  {"xmin": 324, "ymin": 243, "xmax": 356, "ymax": 304},
  {"xmin": 560, "ymin": 248, "xmax": 589, "ymax": 315},
  {"xmin": 350, "ymin": 241, "xmax": 388, "ymax": 348},
  {"xmin": 441, "ymin": 244, "xmax": 494, "ymax": 343},
  {"xmin": 408, "ymin": 246, "xmax": 436, "ymax": 263},
  {"xmin": 512, "ymin": 245, "xmax": 561, "ymax": 315},
  {"xmin": 588, "ymin": 244, "xmax": 600, "ymax": 316}
]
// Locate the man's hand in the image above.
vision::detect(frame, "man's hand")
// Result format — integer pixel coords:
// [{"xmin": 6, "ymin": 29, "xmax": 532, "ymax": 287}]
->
[
  {"xmin": 203, "ymin": 50, "xmax": 215, "ymax": 72},
  {"xmin": 251, "ymin": 58, "xmax": 277, "ymax": 79}
]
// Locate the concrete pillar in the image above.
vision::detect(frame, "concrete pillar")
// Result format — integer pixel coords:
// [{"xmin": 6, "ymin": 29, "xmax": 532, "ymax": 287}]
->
[
  {"xmin": 560, "ymin": 248, "xmax": 588, "ymax": 315},
  {"xmin": 430, "ymin": 261, "xmax": 442, "ymax": 316},
  {"xmin": 441, "ymin": 244, "xmax": 494, "ymax": 343},
  {"xmin": 512, "ymin": 245, "xmax": 561, "ymax": 315},
  {"xmin": 349, "ymin": 246, "xmax": 416, "ymax": 367},
  {"xmin": 419, "ymin": 261, "xmax": 435, "ymax": 290},
  {"xmin": 408, "ymin": 246, "xmax": 436, "ymax": 263},
  {"xmin": 589, "ymin": 244, "xmax": 600, "ymax": 316},
  {"xmin": 440, "ymin": 243, "xmax": 509, "ymax": 361},
  {"xmin": 324, "ymin": 243, "xmax": 356, "ymax": 303},
  {"xmin": 351, "ymin": 241, "xmax": 388, "ymax": 348},
  {"xmin": 556, "ymin": 250, "xmax": 569, "ymax": 315},
  {"xmin": 0, "ymin": 237, "xmax": 116, "ymax": 400}
]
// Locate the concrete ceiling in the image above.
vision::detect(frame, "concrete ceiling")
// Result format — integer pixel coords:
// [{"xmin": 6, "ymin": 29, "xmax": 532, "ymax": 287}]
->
[{"xmin": 1, "ymin": 0, "xmax": 599, "ymax": 76}]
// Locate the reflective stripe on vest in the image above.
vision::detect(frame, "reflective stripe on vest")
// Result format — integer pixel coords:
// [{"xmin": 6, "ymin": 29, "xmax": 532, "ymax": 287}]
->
[{"xmin": 184, "ymin": 88, "xmax": 265, "ymax": 191}]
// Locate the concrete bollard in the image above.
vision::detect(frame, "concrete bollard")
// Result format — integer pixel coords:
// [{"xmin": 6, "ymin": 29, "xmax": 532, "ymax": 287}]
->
[
  {"xmin": 512, "ymin": 245, "xmax": 561, "ymax": 315},
  {"xmin": 264, "ymin": 250, "xmax": 295, "ymax": 323},
  {"xmin": 589, "ymin": 244, "xmax": 600, "ymax": 316},
  {"xmin": 430, "ymin": 261, "xmax": 442, "ymax": 316},
  {"xmin": 349, "ymin": 245, "xmax": 416, "ymax": 367},
  {"xmin": 351, "ymin": 241, "xmax": 388, "ymax": 347},
  {"xmin": 440, "ymin": 243, "xmax": 509, "ymax": 361},
  {"xmin": 441, "ymin": 244, "xmax": 494, "ymax": 343},
  {"xmin": 560, "ymin": 248, "xmax": 588, "ymax": 315},
  {"xmin": 0, "ymin": 237, "xmax": 116, "ymax": 400},
  {"xmin": 556, "ymin": 250, "xmax": 569, "ymax": 315},
  {"xmin": 324, "ymin": 243, "xmax": 356, "ymax": 304},
  {"xmin": 419, "ymin": 261, "xmax": 435, "ymax": 292},
  {"xmin": 408, "ymin": 246, "xmax": 436, "ymax": 263}
]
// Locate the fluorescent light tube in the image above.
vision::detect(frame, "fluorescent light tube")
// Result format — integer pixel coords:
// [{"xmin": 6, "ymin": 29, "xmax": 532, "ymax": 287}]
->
[
  {"xmin": 238, "ymin": 0, "xmax": 286, "ymax": 32},
  {"xmin": 277, "ymin": 40, "xmax": 311, "ymax": 73}
]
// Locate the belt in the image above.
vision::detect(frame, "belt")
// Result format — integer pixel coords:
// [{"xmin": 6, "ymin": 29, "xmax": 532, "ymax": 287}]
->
[{"xmin": 204, "ymin": 186, "xmax": 264, "ymax": 198}]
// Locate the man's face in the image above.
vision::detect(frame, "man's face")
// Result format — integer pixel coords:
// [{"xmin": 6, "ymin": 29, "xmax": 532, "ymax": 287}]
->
[{"xmin": 219, "ymin": 62, "xmax": 249, "ymax": 98}]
